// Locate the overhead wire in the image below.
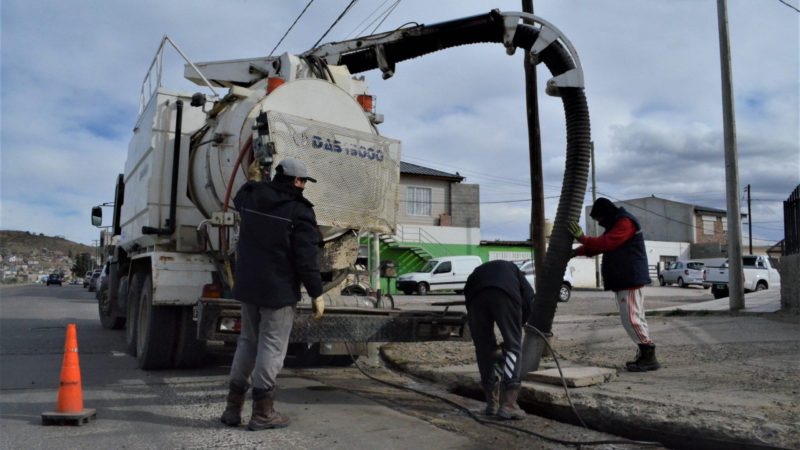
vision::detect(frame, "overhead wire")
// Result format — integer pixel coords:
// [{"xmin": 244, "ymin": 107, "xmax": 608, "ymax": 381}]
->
[
  {"xmin": 312, "ymin": 0, "xmax": 359, "ymax": 49},
  {"xmin": 268, "ymin": 0, "xmax": 316, "ymax": 57},
  {"xmin": 778, "ymin": 0, "xmax": 800, "ymax": 13},
  {"xmin": 369, "ymin": 0, "xmax": 402, "ymax": 34},
  {"xmin": 344, "ymin": 0, "xmax": 392, "ymax": 39}
]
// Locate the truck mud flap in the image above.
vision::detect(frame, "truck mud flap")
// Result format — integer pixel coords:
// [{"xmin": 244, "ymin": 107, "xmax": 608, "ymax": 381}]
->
[{"xmin": 196, "ymin": 298, "xmax": 469, "ymax": 344}]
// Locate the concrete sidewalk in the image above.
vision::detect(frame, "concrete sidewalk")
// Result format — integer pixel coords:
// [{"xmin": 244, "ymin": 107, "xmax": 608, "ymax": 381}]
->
[{"xmin": 383, "ymin": 292, "xmax": 800, "ymax": 449}]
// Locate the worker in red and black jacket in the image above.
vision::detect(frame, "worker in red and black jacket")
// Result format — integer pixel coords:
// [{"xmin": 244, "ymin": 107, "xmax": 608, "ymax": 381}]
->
[{"xmin": 568, "ymin": 198, "xmax": 660, "ymax": 372}]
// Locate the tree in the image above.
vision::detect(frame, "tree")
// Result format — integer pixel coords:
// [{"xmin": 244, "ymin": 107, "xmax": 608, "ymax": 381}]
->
[{"xmin": 71, "ymin": 253, "xmax": 92, "ymax": 278}]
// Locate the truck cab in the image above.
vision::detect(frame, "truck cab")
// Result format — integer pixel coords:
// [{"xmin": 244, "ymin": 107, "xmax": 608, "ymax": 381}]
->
[{"xmin": 706, "ymin": 255, "xmax": 781, "ymax": 299}]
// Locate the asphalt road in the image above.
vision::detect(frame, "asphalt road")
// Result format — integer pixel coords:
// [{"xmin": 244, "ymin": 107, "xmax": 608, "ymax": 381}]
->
[{"xmin": 0, "ymin": 284, "xmax": 626, "ymax": 450}]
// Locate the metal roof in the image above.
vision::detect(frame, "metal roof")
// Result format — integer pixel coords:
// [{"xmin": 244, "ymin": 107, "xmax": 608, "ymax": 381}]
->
[{"xmin": 400, "ymin": 161, "xmax": 464, "ymax": 181}]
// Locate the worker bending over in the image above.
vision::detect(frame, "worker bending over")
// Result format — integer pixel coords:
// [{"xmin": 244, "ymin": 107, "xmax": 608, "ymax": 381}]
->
[{"xmin": 464, "ymin": 260, "xmax": 534, "ymax": 420}]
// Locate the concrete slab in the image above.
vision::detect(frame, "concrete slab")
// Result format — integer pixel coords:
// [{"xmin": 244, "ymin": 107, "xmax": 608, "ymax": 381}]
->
[{"xmin": 524, "ymin": 366, "xmax": 617, "ymax": 387}]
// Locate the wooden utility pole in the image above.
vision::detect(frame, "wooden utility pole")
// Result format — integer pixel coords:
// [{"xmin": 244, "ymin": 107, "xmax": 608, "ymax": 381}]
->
[
  {"xmin": 522, "ymin": 0, "xmax": 546, "ymax": 294},
  {"xmin": 717, "ymin": 0, "xmax": 745, "ymax": 310}
]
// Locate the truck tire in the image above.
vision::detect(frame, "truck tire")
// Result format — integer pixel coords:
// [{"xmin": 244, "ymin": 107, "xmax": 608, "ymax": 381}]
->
[
  {"xmin": 98, "ymin": 280, "xmax": 124, "ymax": 330},
  {"xmin": 416, "ymin": 282, "xmax": 429, "ymax": 296},
  {"xmin": 125, "ymin": 272, "xmax": 145, "ymax": 356},
  {"xmin": 172, "ymin": 305, "xmax": 207, "ymax": 369},
  {"xmin": 658, "ymin": 276, "xmax": 665, "ymax": 287},
  {"xmin": 116, "ymin": 275, "xmax": 129, "ymax": 322},
  {"xmin": 558, "ymin": 283, "xmax": 572, "ymax": 302},
  {"xmin": 756, "ymin": 282, "xmax": 767, "ymax": 291},
  {"xmin": 136, "ymin": 274, "xmax": 178, "ymax": 370}
]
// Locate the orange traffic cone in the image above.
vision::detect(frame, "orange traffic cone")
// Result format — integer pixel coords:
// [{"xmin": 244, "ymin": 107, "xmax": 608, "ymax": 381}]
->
[{"xmin": 42, "ymin": 323, "xmax": 96, "ymax": 426}]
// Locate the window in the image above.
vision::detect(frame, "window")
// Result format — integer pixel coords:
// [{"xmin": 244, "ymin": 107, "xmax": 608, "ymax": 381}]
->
[
  {"xmin": 406, "ymin": 187, "xmax": 432, "ymax": 216},
  {"xmin": 721, "ymin": 218, "xmax": 728, "ymax": 232},
  {"xmin": 702, "ymin": 215, "xmax": 716, "ymax": 235},
  {"xmin": 434, "ymin": 261, "xmax": 451, "ymax": 274}
]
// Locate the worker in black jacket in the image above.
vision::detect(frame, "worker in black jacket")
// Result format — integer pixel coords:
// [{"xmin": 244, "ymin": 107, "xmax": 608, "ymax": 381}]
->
[
  {"xmin": 464, "ymin": 259, "xmax": 534, "ymax": 420},
  {"xmin": 221, "ymin": 158, "xmax": 324, "ymax": 431}
]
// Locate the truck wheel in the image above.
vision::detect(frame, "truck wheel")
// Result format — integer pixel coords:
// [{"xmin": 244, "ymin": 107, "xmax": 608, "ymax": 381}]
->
[
  {"xmin": 658, "ymin": 276, "xmax": 665, "ymax": 287},
  {"xmin": 172, "ymin": 306, "xmax": 207, "ymax": 369},
  {"xmin": 125, "ymin": 272, "xmax": 145, "ymax": 356},
  {"xmin": 558, "ymin": 284, "xmax": 572, "ymax": 302},
  {"xmin": 416, "ymin": 282, "xmax": 429, "ymax": 296},
  {"xmin": 136, "ymin": 274, "xmax": 178, "ymax": 370},
  {"xmin": 678, "ymin": 278, "xmax": 686, "ymax": 288},
  {"xmin": 756, "ymin": 282, "xmax": 767, "ymax": 291},
  {"xmin": 98, "ymin": 284, "xmax": 124, "ymax": 330}
]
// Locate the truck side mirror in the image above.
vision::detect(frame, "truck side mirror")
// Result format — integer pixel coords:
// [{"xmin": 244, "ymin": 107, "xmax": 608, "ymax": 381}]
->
[{"xmin": 91, "ymin": 206, "xmax": 103, "ymax": 227}]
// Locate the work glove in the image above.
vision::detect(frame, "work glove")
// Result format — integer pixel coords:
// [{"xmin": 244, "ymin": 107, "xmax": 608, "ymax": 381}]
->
[
  {"xmin": 313, "ymin": 296, "xmax": 325, "ymax": 320},
  {"xmin": 246, "ymin": 160, "xmax": 263, "ymax": 182},
  {"xmin": 567, "ymin": 222, "xmax": 584, "ymax": 240}
]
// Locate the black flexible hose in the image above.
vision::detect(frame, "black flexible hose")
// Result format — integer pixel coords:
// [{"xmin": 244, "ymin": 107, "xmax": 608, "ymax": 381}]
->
[{"xmin": 312, "ymin": 10, "xmax": 592, "ymax": 365}]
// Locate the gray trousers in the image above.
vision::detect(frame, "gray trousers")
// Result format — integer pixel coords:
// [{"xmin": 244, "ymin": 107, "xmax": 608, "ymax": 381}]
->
[{"xmin": 229, "ymin": 303, "xmax": 295, "ymax": 391}]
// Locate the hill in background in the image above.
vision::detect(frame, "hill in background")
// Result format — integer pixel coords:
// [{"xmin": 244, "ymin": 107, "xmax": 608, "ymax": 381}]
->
[{"xmin": 0, "ymin": 230, "xmax": 95, "ymax": 257}]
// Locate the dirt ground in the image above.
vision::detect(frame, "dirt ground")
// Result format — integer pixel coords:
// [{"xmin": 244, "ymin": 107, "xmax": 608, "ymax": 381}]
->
[{"xmin": 386, "ymin": 289, "xmax": 800, "ymax": 449}]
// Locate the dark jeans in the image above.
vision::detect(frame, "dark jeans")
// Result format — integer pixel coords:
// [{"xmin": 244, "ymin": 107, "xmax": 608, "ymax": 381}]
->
[{"xmin": 467, "ymin": 288, "xmax": 524, "ymax": 390}]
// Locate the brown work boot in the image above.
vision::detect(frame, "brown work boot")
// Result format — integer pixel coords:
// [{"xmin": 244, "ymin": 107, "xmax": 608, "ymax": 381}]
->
[
  {"xmin": 482, "ymin": 385, "xmax": 500, "ymax": 416},
  {"xmin": 497, "ymin": 386, "xmax": 526, "ymax": 420},
  {"xmin": 248, "ymin": 388, "xmax": 290, "ymax": 430},
  {"xmin": 220, "ymin": 381, "xmax": 249, "ymax": 427},
  {"xmin": 626, "ymin": 344, "xmax": 661, "ymax": 372}
]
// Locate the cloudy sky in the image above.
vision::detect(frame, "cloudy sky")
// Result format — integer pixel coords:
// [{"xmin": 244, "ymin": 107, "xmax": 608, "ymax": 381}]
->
[{"xmin": 1, "ymin": 0, "xmax": 798, "ymax": 247}]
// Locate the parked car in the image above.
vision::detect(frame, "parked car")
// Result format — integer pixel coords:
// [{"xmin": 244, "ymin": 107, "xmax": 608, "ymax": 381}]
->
[
  {"xmin": 704, "ymin": 255, "xmax": 781, "ymax": 299},
  {"xmin": 95, "ymin": 263, "xmax": 109, "ymax": 299},
  {"xmin": 87, "ymin": 268, "xmax": 102, "ymax": 292},
  {"xmin": 658, "ymin": 260, "xmax": 707, "ymax": 288},
  {"xmin": 46, "ymin": 273, "xmax": 62, "ymax": 286},
  {"xmin": 83, "ymin": 271, "xmax": 93, "ymax": 288},
  {"xmin": 396, "ymin": 255, "xmax": 483, "ymax": 295},
  {"xmin": 515, "ymin": 260, "xmax": 574, "ymax": 302}
]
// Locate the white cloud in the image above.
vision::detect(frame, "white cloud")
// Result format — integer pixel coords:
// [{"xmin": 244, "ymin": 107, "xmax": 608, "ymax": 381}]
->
[{"xmin": 1, "ymin": 0, "xmax": 797, "ymax": 246}]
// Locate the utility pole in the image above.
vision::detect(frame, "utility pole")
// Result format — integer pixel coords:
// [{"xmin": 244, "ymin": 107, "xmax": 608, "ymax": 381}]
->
[
  {"xmin": 717, "ymin": 0, "xmax": 745, "ymax": 310},
  {"xmin": 591, "ymin": 142, "xmax": 600, "ymax": 288},
  {"xmin": 522, "ymin": 0, "xmax": 546, "ymax": 295},
  {"xmin": 746, "ymin": 184, "xmax": 752, "ymax": 254}
]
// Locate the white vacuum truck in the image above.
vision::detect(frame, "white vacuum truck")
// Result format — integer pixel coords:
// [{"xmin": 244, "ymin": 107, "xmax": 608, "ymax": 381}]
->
[{"xmin": 93, "ymin": 10, "xmax": 592, "ymax": 373}]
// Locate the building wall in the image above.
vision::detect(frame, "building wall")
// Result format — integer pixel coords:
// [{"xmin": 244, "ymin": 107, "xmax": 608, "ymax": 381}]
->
[
  {"xmin": 694, "ymin": 212, "xmax": 728, "ymax": 244},
  {"xmin": 397, "ymin": 177, "xmax": 449, "ymax": 226},
  {"xmin": 585, "ymin": 198, "xmax": 695, "ymax": 243},
  {"xmin": 780, "ymin": 254, "xmax": 799, "ymax": 314},
  {"xmin": 451, "ymin": 183, "xmax": 480, "ymax": 228},
  {"xmin": 396, "ymin": 224, "xmax": 481, "ymax": 245}
]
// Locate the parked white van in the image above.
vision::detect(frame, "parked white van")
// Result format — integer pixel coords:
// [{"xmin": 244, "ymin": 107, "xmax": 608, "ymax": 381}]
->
[{"xmin": 396, "ymin": 256, "xmax": 483, "ymax": 295}]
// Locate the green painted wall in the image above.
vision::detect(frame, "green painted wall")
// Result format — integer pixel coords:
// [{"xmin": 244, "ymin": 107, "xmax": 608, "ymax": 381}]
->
[{"xmin": 366, "ymin": 239, "xmax": 533, "ymax": 294}]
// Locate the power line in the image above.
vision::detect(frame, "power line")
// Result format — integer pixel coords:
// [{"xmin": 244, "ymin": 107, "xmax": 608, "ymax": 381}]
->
[
  {"xmin": 369, "ymin": 0, "xmax": 401, "ymax": 34},
  {"xmin": 312, "ymin": 0, "xmax": 359, "ymax": 49},
  {"xmin": 778, "ymin": 0, "xmax": 800, "ymax": 13},
  {"xmin": 268, "ymin": 0, "xmax": 315, "ymax": 57},
  {"xmin": 344, "ymin": 0, "xmax": 392, "ymax": 39}
]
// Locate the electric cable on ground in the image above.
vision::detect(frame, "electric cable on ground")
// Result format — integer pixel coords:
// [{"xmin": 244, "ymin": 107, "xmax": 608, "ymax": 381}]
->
[{"xmin": 342, "ymin": 341, "xmax": 662, "ymax": 448}]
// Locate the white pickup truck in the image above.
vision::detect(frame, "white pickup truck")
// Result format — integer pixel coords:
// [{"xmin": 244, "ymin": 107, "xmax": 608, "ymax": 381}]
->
[{"xmin": 704, "ymin": 255, "xmax": 781, "ymax": 299}]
